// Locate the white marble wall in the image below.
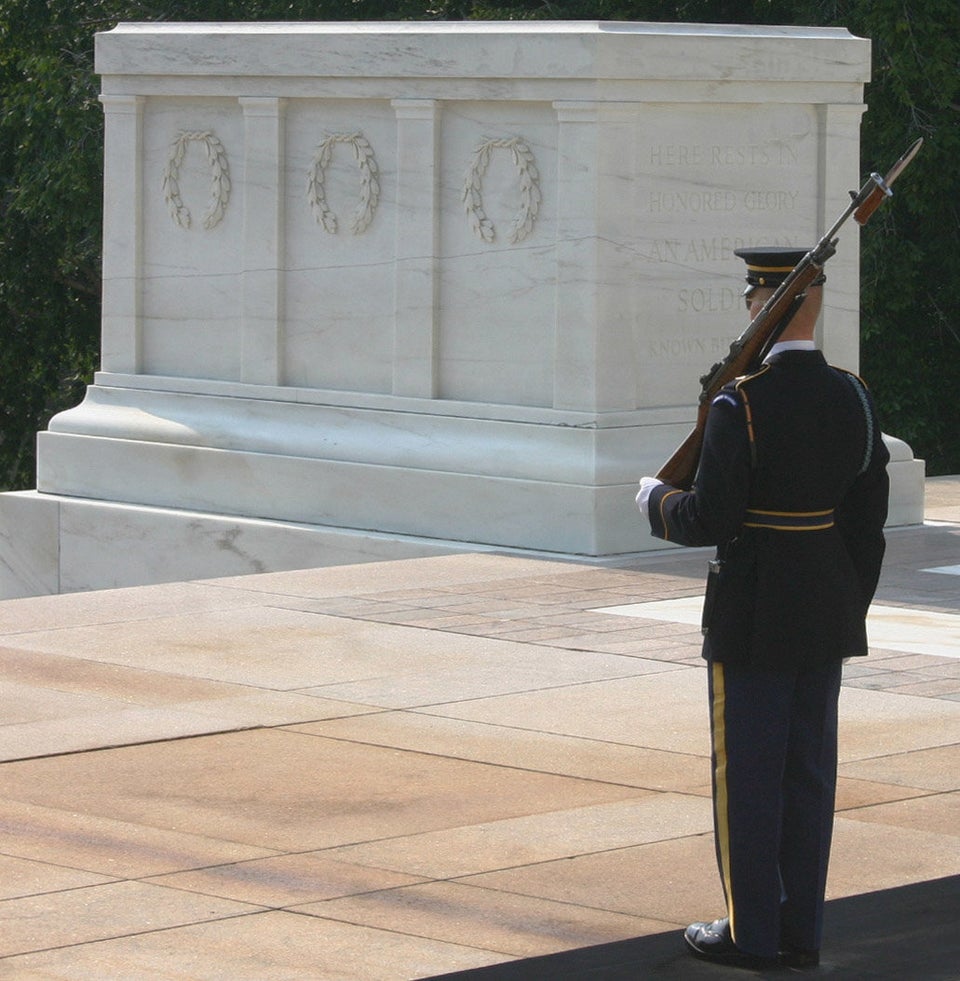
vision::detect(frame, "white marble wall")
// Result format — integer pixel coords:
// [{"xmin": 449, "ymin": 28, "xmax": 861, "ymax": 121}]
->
[{"xmin": 0, "ymin": 22, "xmax": 924, "ymax": 597}]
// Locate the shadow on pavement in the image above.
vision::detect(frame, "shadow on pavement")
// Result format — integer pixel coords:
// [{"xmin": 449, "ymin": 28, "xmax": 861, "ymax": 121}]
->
[{"xmin": 423, "ymin": 875, "xmax": 960, "ymax": 979}]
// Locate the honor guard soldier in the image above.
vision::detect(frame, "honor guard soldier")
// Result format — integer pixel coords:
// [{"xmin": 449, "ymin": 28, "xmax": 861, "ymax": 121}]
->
[{"xmin": 637, "ymin": 246, "xmax": 890, "ymax": 970}]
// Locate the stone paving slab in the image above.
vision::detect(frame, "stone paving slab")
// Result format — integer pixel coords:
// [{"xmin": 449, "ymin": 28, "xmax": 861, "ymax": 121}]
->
[{"xmin": 0, "ymin": 480, "xmax": 958, "ymax": 978}]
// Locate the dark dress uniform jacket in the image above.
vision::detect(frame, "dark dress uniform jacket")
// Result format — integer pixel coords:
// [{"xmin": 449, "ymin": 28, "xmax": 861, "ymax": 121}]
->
[{"xmin": 648, "ymin": 350, "xmax": 889, "ymax": 669}]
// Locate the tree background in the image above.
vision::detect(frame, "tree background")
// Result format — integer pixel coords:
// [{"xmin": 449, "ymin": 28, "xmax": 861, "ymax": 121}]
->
[{"xmin": 1, "ymin": 0, "xmax": 957, "ymax": 490}]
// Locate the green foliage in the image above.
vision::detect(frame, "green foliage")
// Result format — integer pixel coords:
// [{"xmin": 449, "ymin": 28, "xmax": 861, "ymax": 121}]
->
[
  {"xmin": 1, "ymin": 0, "xmax": 957, "ymax": 492},
  {"xmin": 0, "ymin": 0, "xmax": 104, "ymax": 487},
  {"xmin": 849, "ymin": 0, "xmax": 960, "ymax": 475}
]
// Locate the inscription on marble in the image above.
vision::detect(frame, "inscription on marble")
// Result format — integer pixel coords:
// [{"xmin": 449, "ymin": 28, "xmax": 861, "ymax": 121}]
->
[
  {"xmin": 648, "ymin": 141, "xmax": 800, "ymax": 168},
  {"xmin": 647, "ymin": 334, "xmax": 743, "ymax": 359},
  {"xmin": 647, "ymin": 189, "xmax": 799, "ymax": 213},
  {"xmin": 631, "ymin": 109, "xmax": 816, "ymax": 403}
]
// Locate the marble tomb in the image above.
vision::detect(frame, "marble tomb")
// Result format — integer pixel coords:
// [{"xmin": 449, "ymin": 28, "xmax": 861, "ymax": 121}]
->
[{"xmin": 0, "ymin": 21, "xmax": 924, "ymax": 597}]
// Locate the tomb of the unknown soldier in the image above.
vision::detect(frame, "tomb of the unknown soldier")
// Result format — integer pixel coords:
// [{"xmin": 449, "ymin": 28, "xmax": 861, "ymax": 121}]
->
[{"xmin": 0, "ymin": 21, "xmax": 924, "ymax": 595}]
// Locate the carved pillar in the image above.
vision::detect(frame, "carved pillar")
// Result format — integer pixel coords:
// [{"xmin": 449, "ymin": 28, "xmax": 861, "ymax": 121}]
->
[
  {"xmin": 392, "ymin": 99, "xmax": 439, "ymax": 398},
  {"xmin": 99, "ymin": 94, "xmax": 144, "ymax": 373},
  {"xmin": 239, "ymin": 97, "xmax": 285, "ymax": 385}
]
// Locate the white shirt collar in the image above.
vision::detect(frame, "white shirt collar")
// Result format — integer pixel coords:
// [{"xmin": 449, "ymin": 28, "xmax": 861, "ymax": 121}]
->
[{"xmin": 763, "ymin": 339, "xmax": 816, "ymax": 363}]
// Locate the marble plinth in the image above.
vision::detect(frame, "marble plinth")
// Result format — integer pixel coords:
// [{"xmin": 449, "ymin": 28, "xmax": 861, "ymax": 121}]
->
[{"xmin": 0, "ymin": 22, "xmax": 925, "ymax": 597}]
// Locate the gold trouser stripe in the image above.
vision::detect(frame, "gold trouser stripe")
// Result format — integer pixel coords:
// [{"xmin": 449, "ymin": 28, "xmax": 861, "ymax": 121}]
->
[{"xmin": 711, "ymin": 661, "xmax": 736, "ymax": 940}]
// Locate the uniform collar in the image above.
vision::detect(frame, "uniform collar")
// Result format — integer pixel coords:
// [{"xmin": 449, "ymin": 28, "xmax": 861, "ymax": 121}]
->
[{"xmin": 763, "ymin": 339, "xmax": 817, "ymax": 363}]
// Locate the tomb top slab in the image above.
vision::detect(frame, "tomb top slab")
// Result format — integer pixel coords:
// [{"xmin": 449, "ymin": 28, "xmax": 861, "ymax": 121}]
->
[{"xmin": 96, "ymin": 21, "xmax": 869, "ymax": 87}]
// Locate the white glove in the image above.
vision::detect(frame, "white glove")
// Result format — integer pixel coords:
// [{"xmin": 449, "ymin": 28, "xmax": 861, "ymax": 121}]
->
[{"xmin": 636, "ymin": 476, "xmax": 664, "ymax": 518}]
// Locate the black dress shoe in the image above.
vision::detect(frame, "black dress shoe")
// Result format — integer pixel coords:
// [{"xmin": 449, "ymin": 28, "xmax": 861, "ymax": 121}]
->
[{"xmin": 684, "ymin": 917, "xmax": 780, "ymax": 970}]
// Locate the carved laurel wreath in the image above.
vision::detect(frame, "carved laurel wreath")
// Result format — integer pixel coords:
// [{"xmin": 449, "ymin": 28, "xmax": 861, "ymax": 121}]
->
[
  {"xmin": 162, "ymin": 131, "xmax": 231, "ymax": 230},
  {"xmin": 307, "ymin": 132, "xmax": 381, "ymax": 235},
  {"xmin": 463, "ymin": 137, "xmax": 541, "ymax": 245}
]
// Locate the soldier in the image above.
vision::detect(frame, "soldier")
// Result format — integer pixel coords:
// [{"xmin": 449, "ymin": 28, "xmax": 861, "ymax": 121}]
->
[{"xmin": 637, "ymin": 246, "xmax": 890, "ymax": 970}]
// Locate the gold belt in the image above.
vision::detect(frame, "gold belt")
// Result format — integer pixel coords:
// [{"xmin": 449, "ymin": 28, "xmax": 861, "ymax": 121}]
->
[{"xmin": 743, "ymin": 508, "xmax": 835, "ymax": 531}]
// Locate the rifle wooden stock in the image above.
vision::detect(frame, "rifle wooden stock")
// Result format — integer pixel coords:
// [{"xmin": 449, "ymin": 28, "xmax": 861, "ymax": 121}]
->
[
  {"xmin": 657, "ymin": 404, "xmax": 709, "ymax": 489},
  {"xmin": 652, "ymin": 137, "xmax": 922, "ymax": 493}
]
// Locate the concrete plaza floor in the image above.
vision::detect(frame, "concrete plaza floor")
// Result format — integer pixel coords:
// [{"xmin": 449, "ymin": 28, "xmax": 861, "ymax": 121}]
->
[{"xmin": 0, "ymin": 478, "xmax": 958, "ymax": 979}]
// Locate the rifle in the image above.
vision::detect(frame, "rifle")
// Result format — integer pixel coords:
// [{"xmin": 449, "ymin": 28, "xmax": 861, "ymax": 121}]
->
[{"xmin": 656, "ymin": 137, "xmax": 923, "ymax": 490}]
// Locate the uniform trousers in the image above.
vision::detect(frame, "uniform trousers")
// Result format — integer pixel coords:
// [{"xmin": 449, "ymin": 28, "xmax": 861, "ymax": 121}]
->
[{"xmin": 708, "ymin": 657, "xmax": 843, "ymax": 958}]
